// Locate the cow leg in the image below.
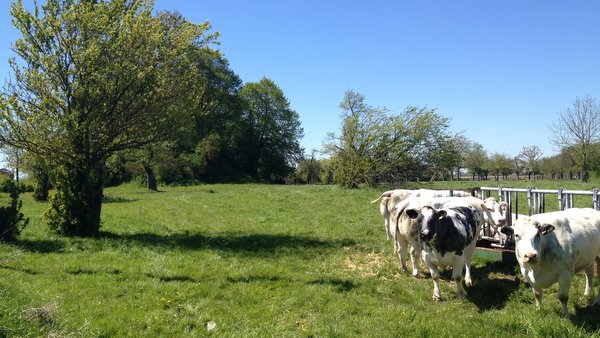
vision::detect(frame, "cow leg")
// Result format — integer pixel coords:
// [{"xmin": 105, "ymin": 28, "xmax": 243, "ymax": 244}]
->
[
  {"xmin": 462, "ymin": 245, "xmax": 476, "ymax": 287},
  {"xmin": 409, "ymin": 243, "xmax": 422, "ymax": 277},
  {"xmin": 557, "ymin": 272, "xmax": 573, "ymax": 318},
  {"xmin": 595, "ymin": 258, "xmax": 600, "ymax": 306},
  {"xmin": 583, "ymin": 264, "xmax": 594, "ymax": 297},
  {"xmin": 422, "ymin": 250, "xmax": 442, "ymax": 301},
  {"xmin": 532, "ymin": 286, "xmax": 543, "ymax": 309},
  {"xmin": 384, "ymin": 217, "xmax": 391, "ymax": 241},
  {"xmin": 396, "ymin": 238, "xmax": 409, "ymax": 272},
  {"xmin": 451, "ymin": 256, "xmax": 466, "ymax": 298}
]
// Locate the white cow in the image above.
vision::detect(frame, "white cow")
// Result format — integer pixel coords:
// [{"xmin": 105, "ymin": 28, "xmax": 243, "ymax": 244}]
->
[
  {"xmin": 371, "ymin": 189, "xmax": 413, "ymax": 241},
  {"xmin": 501, "ymin": 208, "xmax": 600, "ymax": 317},
  {"xmin": 480, "ymin": 197, "xmax": 507, "ymax": 237}
]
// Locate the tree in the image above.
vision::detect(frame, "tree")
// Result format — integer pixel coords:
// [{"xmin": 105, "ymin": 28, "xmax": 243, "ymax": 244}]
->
[
  {"xmin": 464, "ymin": 142, "xmax": 487, "ymax": 180},
  {"xmin": 324, "ymin": 90, "xmax": 456, "ymax": 187},
  {"xmin": 0, "ymin": 0, "xmax": 215, "ymax": 236},
  {"xmin": 518, "ymin": 145, "xmax": 543, "ymax": 180},
  {"xmin": 489, "ymin": 153, "xmax": 513, "ymax": 181},
  {"xmin": 148, "ymin": 42, "xmax": 244, "ymax": 184},
  {"xmin": 293, "ymin": 149, "xmax": 322, "ymax": 184},
  {"xmin": 238, "ymin": 78, "xmax": 304, "ymax": 181},
  {"xmin": 323, "ymin": 90, "xmax": 387, "ymax": 188},
  {"xmin": 449, "ymin": 134, "xmax": 471, "ymax": 180},
  {"xmin": 513, "ymin": 156, "xmax": 524, "ymax": 180},
  {"xmin": 1, "ymin": 145, "xmax": 23, "ymax": 182},
  {"xmin": 550, "ymin": 95, "xmax": 600, "ymax": 182}
]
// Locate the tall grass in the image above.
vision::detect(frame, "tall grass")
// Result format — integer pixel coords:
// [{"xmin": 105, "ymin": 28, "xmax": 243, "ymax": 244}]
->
[{"xmin": 0, "ymin": 182, "xmax": 599, "ymax": 336}]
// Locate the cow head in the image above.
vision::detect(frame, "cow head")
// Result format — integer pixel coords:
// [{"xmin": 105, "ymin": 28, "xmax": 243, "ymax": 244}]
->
[
  {"xmin": 483, "ymin": 197, "xmax": 507, "ymax": 228},
  {"xmin": 406, "ymin": 206, "xmax": 445, "ymax": 243},
  {"xmin": 501, "ymin": 219, "xmax": 555, "ymax": 264}
]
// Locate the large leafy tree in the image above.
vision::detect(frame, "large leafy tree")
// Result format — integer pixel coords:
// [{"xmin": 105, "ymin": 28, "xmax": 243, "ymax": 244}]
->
[
  {"xmin": 0, "ymin": 0, "xmax": 215, "ymax": 236},
  {"xmin": 323, "ymin": 90, "xmax": 385, "ymax": 188},
  {"xmin": 325, "ymin": 90, "xmax": 457, "ymax": 187},
  {"xmin": 238, "ymin": 77, "xmax": 304, "ymax": 181},
  {"xmin": 136, "ymin": 35, "xmax": 244, "ymax": 187}
]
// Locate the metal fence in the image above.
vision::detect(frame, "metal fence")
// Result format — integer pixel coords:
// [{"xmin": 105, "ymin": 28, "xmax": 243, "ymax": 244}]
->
[{"xmin": 480, "ymin": 186, "xmax": 600, "ymax": 227}]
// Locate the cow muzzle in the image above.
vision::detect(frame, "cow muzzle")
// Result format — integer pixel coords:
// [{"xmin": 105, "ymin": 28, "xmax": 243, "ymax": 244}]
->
[
  {"xmin": 523, "ymin": 252, "xmax": 537, "ymax": 263},
  {"xmin": 420, "ymin": 229, "xmax": 432, "ymax": 242}
]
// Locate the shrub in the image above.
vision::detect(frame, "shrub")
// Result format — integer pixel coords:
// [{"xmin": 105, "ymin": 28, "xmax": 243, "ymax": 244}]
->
[{"xmin": 0, "ymin": 180, "xmax": 30, "ymax": 242}]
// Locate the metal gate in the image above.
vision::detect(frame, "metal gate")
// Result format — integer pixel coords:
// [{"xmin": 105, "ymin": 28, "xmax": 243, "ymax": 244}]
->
[{"xmin": 477, "ymin": 186, "xmax": 600, "ymax": 258}]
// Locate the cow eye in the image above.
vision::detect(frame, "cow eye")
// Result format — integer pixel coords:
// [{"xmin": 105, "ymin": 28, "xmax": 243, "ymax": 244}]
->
[{"xmin": 514, "ymin": 234, "xmax": 521, "ymax": 240}]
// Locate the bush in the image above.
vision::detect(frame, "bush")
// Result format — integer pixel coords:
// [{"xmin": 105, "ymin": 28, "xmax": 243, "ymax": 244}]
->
[
  {"xmin": 0, "ymin": 180, "xmax": 29, "ymax": 242},
  {"xmin": 44, "ymin": 161, "xmax": 103, "ymax": 237}
]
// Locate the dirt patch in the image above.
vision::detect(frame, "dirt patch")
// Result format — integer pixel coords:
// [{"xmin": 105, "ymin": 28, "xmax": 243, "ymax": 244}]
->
[
  {"xmin": 344, "ymin": 250, "xmax": 390, "ymax": 278},
  {"xmin": 23, "ymin": 301, "xmax": 57, "ymax": 327}
]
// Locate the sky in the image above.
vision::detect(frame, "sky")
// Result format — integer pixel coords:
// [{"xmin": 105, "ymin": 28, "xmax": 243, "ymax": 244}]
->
[{"xmin": 1, "ymin": 1, "xmax": 599, "ymax": 159}]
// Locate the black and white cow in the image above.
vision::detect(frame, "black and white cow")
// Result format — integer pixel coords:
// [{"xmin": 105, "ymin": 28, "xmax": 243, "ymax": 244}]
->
[
  {"xmin": 391, "ymin": 196, "xmax": 491, "ymax": 278},
  {"xmin": 500, "ymin": 208, "xmax": 600, "ymax": 317},
  {"xmin": 406, "ymin": 204, "xmax": 483, "ymax": 300}
]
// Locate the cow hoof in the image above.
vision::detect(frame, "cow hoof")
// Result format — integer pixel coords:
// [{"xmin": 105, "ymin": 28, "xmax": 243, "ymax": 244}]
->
[
  {"xmin": 433, "ymin": 295, "xmax": 443, "ymax": 302},
  {"xmin": 465, "ymin": 280, "xmax": 473, "ymax": 287}
]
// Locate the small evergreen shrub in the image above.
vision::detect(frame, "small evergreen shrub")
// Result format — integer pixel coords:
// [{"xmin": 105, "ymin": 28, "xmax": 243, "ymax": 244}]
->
[{"xmin": 0, "ymin": 180, "xmax": 29, "ymax": 242}]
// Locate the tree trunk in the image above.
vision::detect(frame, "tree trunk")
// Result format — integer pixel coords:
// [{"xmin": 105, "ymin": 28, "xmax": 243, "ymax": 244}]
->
[{"xmin": 144, "ymin": 164, "xmax": 158, "ymax": 191}]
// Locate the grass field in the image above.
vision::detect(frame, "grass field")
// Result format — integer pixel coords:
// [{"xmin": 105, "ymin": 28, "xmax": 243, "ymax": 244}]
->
[{"xmin": 1, "ymin": 182, "xmax": 600, "ymax": 336}]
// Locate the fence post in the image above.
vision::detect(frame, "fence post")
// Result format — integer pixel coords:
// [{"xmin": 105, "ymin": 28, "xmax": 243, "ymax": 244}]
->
[
  {"xmin": 557, "ymin": 188, "xmax": 564, "ymax": 211},
  {"xmin": 513, "ymin": 190, "xmax": 518, "ymax": 227},
  {"xmin": 594, "ymin": 188, "xmax": 599, "ymax": 210},
  {"xmin": 527, "ymin": 187, "xmax": 533, "ymax": 216},
  {"xmin": 540, "ymin": 193, "xmax": 545, "ymax": 213}
]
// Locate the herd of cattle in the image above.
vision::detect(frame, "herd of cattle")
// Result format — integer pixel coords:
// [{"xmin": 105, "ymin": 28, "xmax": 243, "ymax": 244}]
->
[{"xmin": 371, "ymin": 188, "xmax": 600, "ymax": 317}]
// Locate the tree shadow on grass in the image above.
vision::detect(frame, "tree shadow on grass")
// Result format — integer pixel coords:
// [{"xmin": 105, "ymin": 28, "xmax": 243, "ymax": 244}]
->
[
  {"xmin": 0, "ymin": 264, "xmax": 39, "ymax": 275},
  {"xmin": 102, "ymin": 195, "xmax": 138, "ymax": 203},
  {"xmin": 11, "ymin": 232, "xmax": 356, "ymax": 257},
  {"xmin": 466, "ymin": 260, "xmax": 521, "ymax": 312},
  {"xmin": 306, "ymin": 278, "xmax": 358, "ymax": 292},
  {"xmin": 15, "ymin": 239, "xmax": 67, "ymax": 254},
  {"xmin": 99, "ymin": 231, "xmax": 356, "ymax": 256}
]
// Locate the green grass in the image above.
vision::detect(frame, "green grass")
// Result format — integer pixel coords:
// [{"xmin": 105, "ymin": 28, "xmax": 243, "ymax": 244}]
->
[{"xmin": 1, "ymin": 182, "xmax": 600, "ymax": 336}]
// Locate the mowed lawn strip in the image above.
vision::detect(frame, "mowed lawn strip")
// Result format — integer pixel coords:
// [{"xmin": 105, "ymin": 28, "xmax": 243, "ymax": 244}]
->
[{"xmin": 0, "ymin": 183, "xmax": 599, "ymax": 336}]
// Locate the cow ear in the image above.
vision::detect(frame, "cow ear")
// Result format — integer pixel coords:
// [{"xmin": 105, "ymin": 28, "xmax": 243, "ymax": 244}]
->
[
  {"xmin": 500, "ymin": 226, "xmax": 514, "ymax": 236},
  {"xmin": 406, "ymin": 209, "xmax": 419, "ymax": 219},
  {"xmin": 437, "ymin": 210, "xmax": 447, "ymax": 219},
  {"xmin": 539, "ymin": 224, "xmax": 555, "ymax": 235}
]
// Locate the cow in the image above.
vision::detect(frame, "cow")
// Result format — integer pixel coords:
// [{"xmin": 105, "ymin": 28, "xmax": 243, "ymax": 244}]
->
[
  {"xmin": 405, "ymin": 203, "xmax": 483, "ymax": 300},
  {"xmin": 371, "ymin": 188, "xmax": 475, "ymax": 243},
  {"xmin": 500, "ymin": 208, "xmax": 600, "ymax": 317},
  {"xmin": 391, "ymin": 196, "xmax": 489, "ymax": 279},
  {"xmin": 480, "ymin": 197, "xmax": 507, "ymax": 237}
]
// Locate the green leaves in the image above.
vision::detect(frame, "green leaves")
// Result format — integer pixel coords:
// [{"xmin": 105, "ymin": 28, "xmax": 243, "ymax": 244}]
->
[
  {"xmin": 238, "ymin": 78, "xmax": 304, "ymax": 181},
  {"xmin": 1, "ymin": 0, "xmax": 219, "ymax": 235},
  {"xmin": 326, "ymin": 90, "xmax": 459, "ymax": 187}
]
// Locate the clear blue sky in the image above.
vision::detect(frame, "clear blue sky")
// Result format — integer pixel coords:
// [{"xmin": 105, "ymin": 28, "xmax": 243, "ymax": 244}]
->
[{"xmin": 1, "ymin": 1, "xmax": 599, "ymax": 159}]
